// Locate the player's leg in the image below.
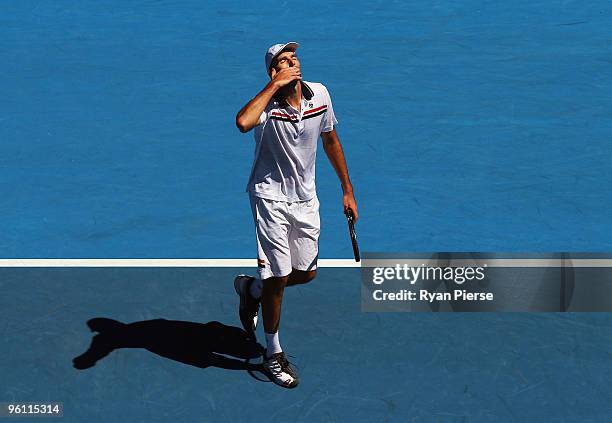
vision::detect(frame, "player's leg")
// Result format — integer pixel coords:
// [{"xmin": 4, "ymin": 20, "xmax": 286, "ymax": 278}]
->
[
  {"xmin": 261, "ymin": 275, "xmax": 287, "ymax": 333},
  {"xmin": 260, "ymin": 273, "xmax": 299, "ymax": 388},
  {"xmin": 261, "ymin": 274, "xmax": 287, "ymax": 342}
]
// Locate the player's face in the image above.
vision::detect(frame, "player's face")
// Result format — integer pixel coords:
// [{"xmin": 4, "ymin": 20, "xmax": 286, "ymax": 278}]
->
[{"xmin": 272, "ymin": 50, "xmax": 300, "ymax": 73}]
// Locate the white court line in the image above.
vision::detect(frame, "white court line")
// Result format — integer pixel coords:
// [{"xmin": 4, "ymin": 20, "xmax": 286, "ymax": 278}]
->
[
  {"xmin": 0, "ymin": 259, "xmax": 360, "ymax": 267},
  {"xmin": 0, "ymin": 259, "xmax": 611, "ymax": 267}
]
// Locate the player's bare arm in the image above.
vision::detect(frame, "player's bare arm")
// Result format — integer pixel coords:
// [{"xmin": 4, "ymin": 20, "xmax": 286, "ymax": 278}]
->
[
  {"xmin": 235, "ymin": 67, "xmax": 302, "ymax": 133},
  {"xmin": 322, "ymin": 129, "xmax": 358, "ymax": 221}
]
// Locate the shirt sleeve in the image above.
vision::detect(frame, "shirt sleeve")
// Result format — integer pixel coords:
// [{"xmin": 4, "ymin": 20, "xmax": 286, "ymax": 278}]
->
[
  {"xmin": 257, "ymin": 109, "xmax": 268, "ymax": 126},
  {"xmin": 320, "ymin": 85, "xmax": 338, "ymax": 133}
]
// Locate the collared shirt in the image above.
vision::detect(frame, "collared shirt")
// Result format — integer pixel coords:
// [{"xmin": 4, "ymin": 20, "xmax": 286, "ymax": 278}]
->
[{"xmin": 246, "ymin": 81, "xmax": 338, "ymax": 202}]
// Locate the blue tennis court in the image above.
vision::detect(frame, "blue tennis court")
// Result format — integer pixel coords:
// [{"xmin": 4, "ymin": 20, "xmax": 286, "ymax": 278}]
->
[{"xmin": 2, "ymin": 0, "xmax": 612, "ymax": 421}]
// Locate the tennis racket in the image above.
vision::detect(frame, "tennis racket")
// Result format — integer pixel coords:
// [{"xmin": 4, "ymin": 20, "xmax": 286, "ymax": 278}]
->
[{"xmin": 346, "ymin": 209, "xmax": 360, "ymax": 262}]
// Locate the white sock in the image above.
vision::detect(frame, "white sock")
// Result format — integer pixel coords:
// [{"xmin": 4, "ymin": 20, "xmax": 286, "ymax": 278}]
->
[
  {"xmin": 249, "ymin": 278, "xmax": 263, "ymax": 299},
  {"xmin": 265, "ymin": 331, "xmax": 282, "ymax": 357}
]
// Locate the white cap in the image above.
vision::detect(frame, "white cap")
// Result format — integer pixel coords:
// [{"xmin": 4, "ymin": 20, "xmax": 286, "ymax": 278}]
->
[{"xmin": 265, "ymin": 42, "xmax": 299, "ymax": 74}]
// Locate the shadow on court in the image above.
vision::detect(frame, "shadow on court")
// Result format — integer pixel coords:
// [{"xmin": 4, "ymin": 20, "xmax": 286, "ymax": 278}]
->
[{"xmin": 73, "ymin": 318, "xmax": 266, "ymax": 373}]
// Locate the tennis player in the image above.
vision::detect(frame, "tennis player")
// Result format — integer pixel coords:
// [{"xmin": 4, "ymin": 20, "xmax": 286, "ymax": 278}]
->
[{"xmin": 234, "ymin": 42, "xmax": 358, "ymax": 388}]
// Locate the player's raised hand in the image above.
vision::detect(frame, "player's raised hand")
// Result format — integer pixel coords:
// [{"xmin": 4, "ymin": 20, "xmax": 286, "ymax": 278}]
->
[{"xmin": 271, "ymin": 67, "xmax": 302, "ymax": 88}]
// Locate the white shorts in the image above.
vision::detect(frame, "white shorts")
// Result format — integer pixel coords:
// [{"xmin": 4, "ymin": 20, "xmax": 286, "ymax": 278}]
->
[{"xmin": 249, "ymin": 194, "xmax": 320, "ymax": 280}]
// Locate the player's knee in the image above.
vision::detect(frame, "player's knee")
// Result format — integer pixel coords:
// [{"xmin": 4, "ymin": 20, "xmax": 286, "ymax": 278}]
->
[
  {"xmin": 303, "ymin": 270, "xmax": 317, "ymax": 283},
  {"xmin": 286, "ymin": 268, "xmax": 316, "ymax": 286}
]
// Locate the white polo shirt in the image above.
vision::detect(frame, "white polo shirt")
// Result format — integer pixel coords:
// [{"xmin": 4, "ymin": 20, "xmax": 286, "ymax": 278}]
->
[{"xmin": 246, "ymin": 81, "xmax": 338, "ymax": 202}]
